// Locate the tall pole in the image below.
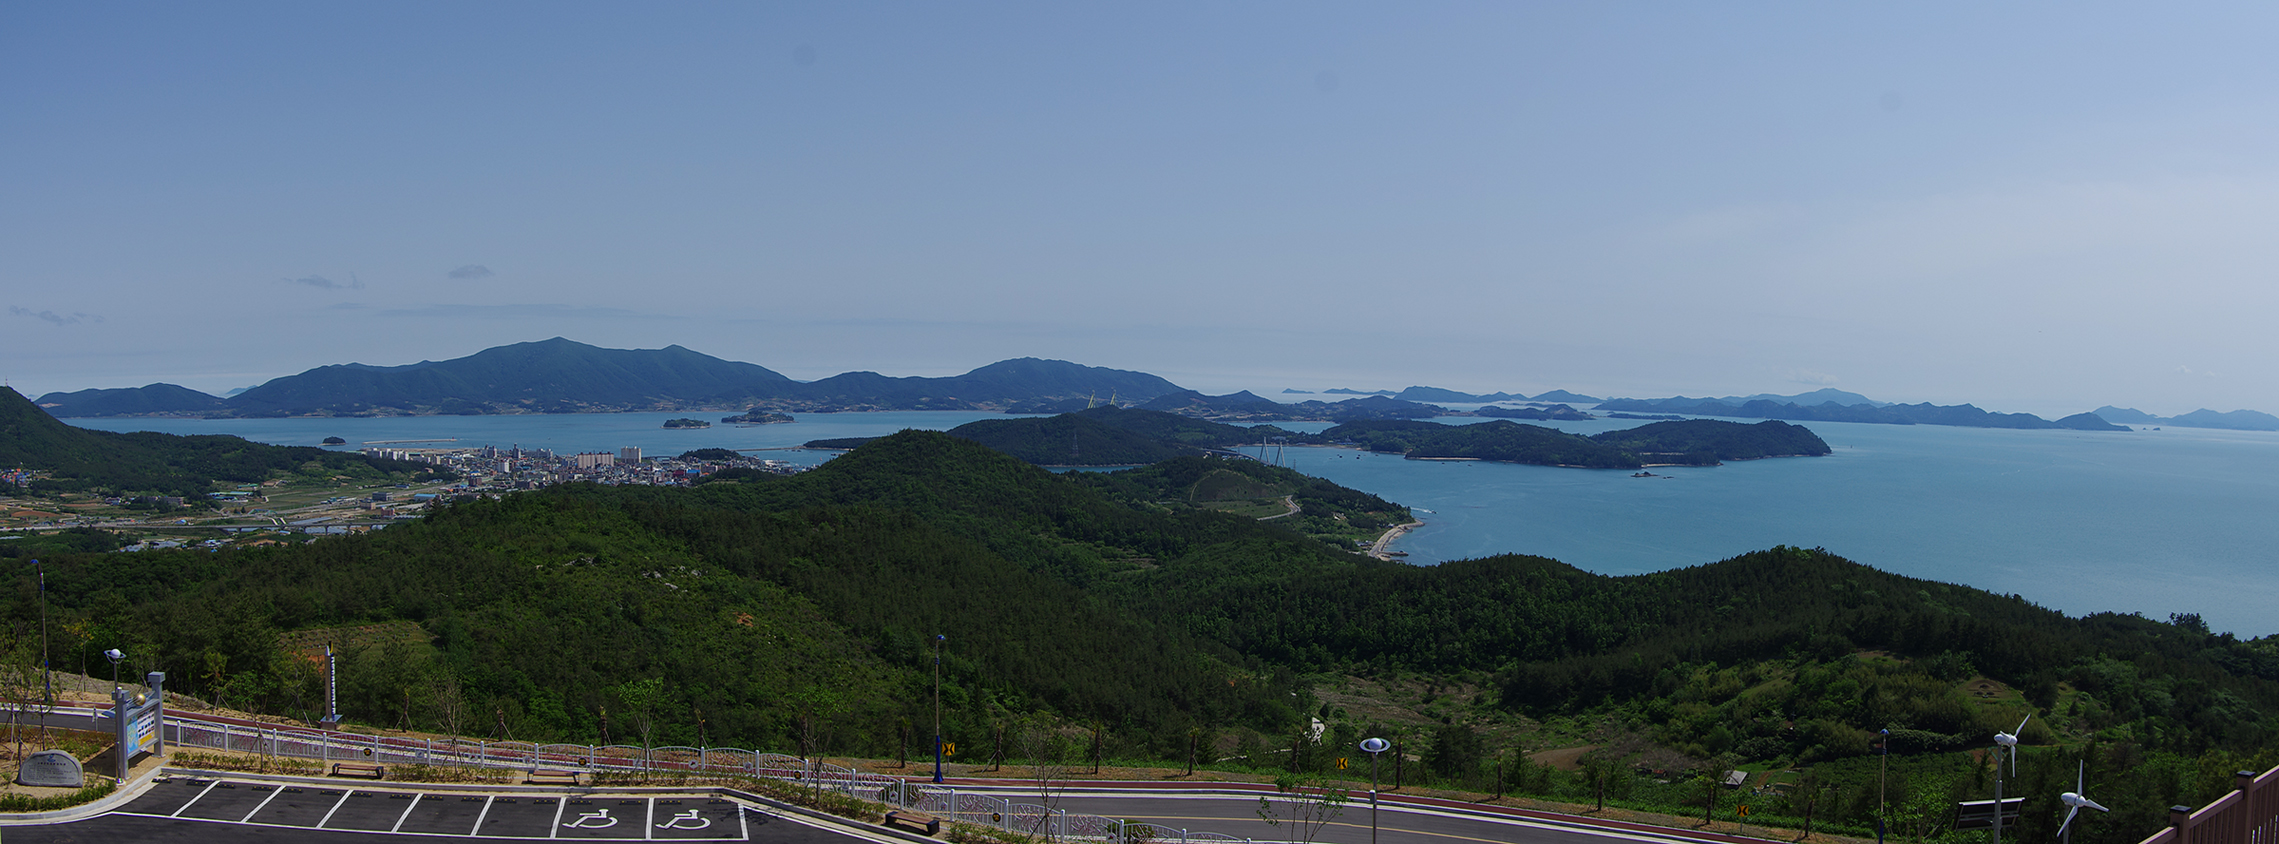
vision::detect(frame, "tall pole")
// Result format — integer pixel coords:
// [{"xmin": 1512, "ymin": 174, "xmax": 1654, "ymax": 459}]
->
[
  {"xmin": 1360, "ymin": 737, "xmax": 1388, "ymax": 844},
  {"xmin": 1368, "ymin": 751, "xmax": 1379, "ymax": 844},
  {"xmin": 1877, "ymin": 728, "xmax": 1889, "ymax": 844},
  {"xmin": 35, "ymin": 559, "xmax": 48, "ymax": 707},
  {"xmin": 933, "ymin": 634, "xmax": 945, "ymax": 784},
  {"xmin": 1992, "ymin": 755, "xmax": 2004, "ymax": 844}
]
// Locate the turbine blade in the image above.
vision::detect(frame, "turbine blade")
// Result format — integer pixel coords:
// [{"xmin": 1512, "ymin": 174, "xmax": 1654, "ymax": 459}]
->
[
  {"xmin": 2014, "ymin": 713, "xmax": 2031, "ymax": 735},
  {"xmin": 2059, "ymin": 805, "xmax": 2079, "ymax": 838}
]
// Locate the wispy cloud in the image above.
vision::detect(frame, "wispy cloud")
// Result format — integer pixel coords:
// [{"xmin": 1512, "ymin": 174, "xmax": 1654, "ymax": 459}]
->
[
  {"xmin": 288, "ymin": 274, "xmax": 363, "ymax": 290},
  {"xmin": 8, "ymin": 306, "xmax": 102, "ymax": 326},
  {"xmin": 1786, "ymin": 369, "xmax": 1839, "ymax": 386},
  {"xmin": 448, "ymin": 264, "xmax": 495, "ymax": 280}
]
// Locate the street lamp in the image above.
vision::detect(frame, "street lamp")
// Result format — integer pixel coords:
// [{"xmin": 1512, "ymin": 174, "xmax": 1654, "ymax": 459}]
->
[
  {"xmin": 104, "ymin": 648, "xmax": 126, "ymax": 695},
  {"xmin": 933, "ymin": 634, "xmax": 946, "ymax": 784},
  {"xmin": 1359, "ymin": 737, "xmax": 1389, "ymax": 844},
  {"xmin": 35, "ymin": 559, "xmax": 48, "ymax": 707}
]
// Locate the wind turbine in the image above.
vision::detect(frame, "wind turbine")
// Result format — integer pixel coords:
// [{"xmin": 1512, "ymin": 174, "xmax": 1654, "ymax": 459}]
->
[
  {"xmin": 1989, "ymin": 714, "xmax": 2028, "ymax": 844},
  {"xmin": 1993, "ymin": 714, "xmax": 2029, "ymax": 774},
  {"xmin": 2058, "ymin": 760, "xmax": 2109, "ymax": 842}
]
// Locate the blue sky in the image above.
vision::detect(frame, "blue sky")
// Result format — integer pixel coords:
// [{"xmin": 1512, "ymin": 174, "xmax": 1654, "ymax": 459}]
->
[{"xmin": 8, "ymin": 3, "xmax": 2279, "ymax": 416}]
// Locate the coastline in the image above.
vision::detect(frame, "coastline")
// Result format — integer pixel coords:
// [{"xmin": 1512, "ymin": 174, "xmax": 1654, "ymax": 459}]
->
[{"xmin": 1368, "ymin": 519, "xmax": 1424, "ymax": 560}]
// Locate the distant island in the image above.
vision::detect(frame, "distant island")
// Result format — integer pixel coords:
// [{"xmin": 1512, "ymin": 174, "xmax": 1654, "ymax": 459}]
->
[
  {"xmin": 1323, "ymin": 418, "xmax": 1830, "ymax": 467},
  {"xmin": 803, "ymin": 406, "xmax": 1830, "ymax": 470},
  {"xmin": 1601, "ymin": 390, "xmax": 2129, "ymax": 432},
  {"xmin": 2093, "ymin": 405, "xmax": 2279, "ymax": 431},
  {"xmin": 720, "ymin": 410, "xmax": 792, "ymax": 425},
  {"xmin": 29, "ymin": 336, "xmax": 2278, "ymax": 435},
  {"xmin": 34, "ymin": 338, "xmax": 1187, "ymax": 419},
  {"xmin": 662, "ymin": 418, "xmax": 711, "ymax": 429}
]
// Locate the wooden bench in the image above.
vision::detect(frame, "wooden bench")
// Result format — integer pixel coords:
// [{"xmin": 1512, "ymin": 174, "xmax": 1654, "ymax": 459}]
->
[
  {"xmin": 525, "ymin": 769, "xmax": 582, "ymax": 786},
  {"xmin": 885, "ymin": 810, "xmax": 942, "ymax": 836},
  {"xmin": 329, "ymin": 762, "xmax": 386, "ymax": 780}
]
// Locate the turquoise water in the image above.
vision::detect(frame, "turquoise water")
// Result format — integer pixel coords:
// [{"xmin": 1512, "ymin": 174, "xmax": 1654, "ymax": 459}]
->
[
  {"xmin": 70, "ymin": 413, "xmax": 2279, "ymax": 636},
  {"xmin": 1259, "ymin": 418, "xmax": 2279, "ymax": 637}
]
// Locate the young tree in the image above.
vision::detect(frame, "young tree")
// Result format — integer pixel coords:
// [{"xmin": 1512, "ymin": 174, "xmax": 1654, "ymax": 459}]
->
[
  {"xmin": 788, "ymin": 683, "xmax": 847, "ymax": 802},
  {"xmin": 610, "ymin": 677, "xmax": 665, "ymax": 764},
  {"xmin": 1581, "ymin": 753, "xmax": 1624, "ymax": 812},
  {"xmin": 431, "ymin": 674, "xmax": 467, "ymax": 741},
  {"xmin": 1016, "ymin": 714, "xmax": 1077, "ymax": 842},
  {"xmin": 1255, "ymin": 772, "xmax": 1349, "ymax": 844}
]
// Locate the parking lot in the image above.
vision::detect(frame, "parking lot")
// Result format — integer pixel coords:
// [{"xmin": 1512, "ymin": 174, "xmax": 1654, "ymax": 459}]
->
[{"xmin": 113, "ymin": 776, "xmax": 750, "ymax": 840}]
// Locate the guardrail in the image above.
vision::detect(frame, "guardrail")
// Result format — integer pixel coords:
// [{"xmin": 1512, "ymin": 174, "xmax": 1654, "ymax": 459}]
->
[
  {"xmin": 2136, "ymin": 766, "xmax": 2279, "ymax": 844},
  {"xmin": 128, "ymin": 709, "xmax": 1249, "ymax": 844}
]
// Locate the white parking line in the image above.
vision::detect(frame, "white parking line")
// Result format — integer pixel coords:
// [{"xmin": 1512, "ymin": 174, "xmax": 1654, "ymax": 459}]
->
[
  {"xmin": 240, "ymin": 784, "xmax": 285, "ymax": 822},
  {"xmin": 392, "ymin": 792, "xmax": 425, "ymax": 832},
  {"xmin": 549, "ymin": 795, "xmax": 567, "ymax": 839},
  {"xmin": 171, "ymin": 779, "xmax": 221, "ymax": 818},
  {"xmin": 315, "ymin": 788, "xmax": 355, "ymax": 829},
  {"xmin": 471, "ymin": 794, "xmax": 499, "ymax": 837}
]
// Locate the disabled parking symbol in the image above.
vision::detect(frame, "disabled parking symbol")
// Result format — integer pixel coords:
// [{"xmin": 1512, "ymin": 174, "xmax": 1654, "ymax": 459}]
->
[
  {"xmin": 658, "ymin": 808, "xmax": 712, "ymax": 830},
  {"xmin": 565, "ymin": 808, "xmax": 620, "ymax": 829}
]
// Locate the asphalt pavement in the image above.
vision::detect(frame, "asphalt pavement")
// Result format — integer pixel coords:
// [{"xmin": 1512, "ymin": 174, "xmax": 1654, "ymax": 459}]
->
[{"xmin": 0, "ymin": 775, "xmax": 829, "ymax": 844}]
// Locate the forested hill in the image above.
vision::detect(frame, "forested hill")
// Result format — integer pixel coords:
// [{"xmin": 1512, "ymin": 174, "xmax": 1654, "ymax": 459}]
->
[
  {"xmin": 807, "ymin": 407, "xmax": 1294, "ymax": 463},
  {"xmin": 0, "ymin": 387, "xmax": 432, "ymax": 500},
  {"xmin": 942, "ymin": 413, "xmax": 1193, "ymax": 466},
  {"xmin": 828, "ymin": 410, "xmax": 1828, "ymax": 471},
  {"xmin": 1324, "ymin": 418, "xmax": 1830, "ymax": 467},
  {"xmin": 13, "ymin": 428, "xmax": 2278, "ymax": 842}
]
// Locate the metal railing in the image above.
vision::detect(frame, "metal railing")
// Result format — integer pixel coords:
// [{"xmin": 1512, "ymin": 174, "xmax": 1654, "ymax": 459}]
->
[{"xmin": 146, "ymin": 711, "xmax": 1251, "ymax": 844}]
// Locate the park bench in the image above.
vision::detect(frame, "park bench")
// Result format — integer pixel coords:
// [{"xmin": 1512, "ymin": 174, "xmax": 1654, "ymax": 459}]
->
[
  {"xmin": 886, "ymin": 809, "xmax": 942, "ymax": 836},
  {"xmin": 525, "ymin": 769, "xmax": 582, "ymax": 786},
  {"xmin": 329, "ymin": 762, "xmax": 386, "ymax": 779}
]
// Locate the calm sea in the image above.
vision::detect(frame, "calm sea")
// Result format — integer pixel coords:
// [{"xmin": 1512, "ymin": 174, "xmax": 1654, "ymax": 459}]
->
[{"xmin": 69, "ymin": 412, "xmax": 2279, "ymax": 637}]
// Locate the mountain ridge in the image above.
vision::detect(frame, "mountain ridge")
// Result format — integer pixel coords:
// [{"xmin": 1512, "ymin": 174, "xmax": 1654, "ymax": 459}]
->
[{"xmin": 36, "ymin": 339, "xmax": 1183, "ymax": 418}]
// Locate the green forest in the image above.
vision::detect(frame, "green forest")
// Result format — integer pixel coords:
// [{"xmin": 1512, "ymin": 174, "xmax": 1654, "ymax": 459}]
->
[
  {"xmin": 3, "ymin": 421, "xmax": 2273, "ymax": 842},
  {"xmin": 1323, "ymin": 418, "xmax": 1831, "ymax": 467},
  {"xmin": 0, "ymin": 389, "xmax": 441, "ymax": 502},
  {"xmin": 810, "ymin": 408, "xmax": 1829, "ymax": 472}
]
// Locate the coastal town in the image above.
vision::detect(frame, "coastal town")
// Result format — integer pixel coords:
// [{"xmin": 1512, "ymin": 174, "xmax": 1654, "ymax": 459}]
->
[{"xmin": 0, "ymin": 444, "xmax": 805, "ymax": 550}]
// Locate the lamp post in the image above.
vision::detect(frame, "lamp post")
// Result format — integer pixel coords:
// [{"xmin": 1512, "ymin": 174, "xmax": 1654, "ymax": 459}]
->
[
  {"xmin": 104, "ymin": 648, "xmax": 125, "ymax": 694},
  {"xmin": 1878, "ymin": 728, "xmax": 1889, "ymax": 844},
  {"xmin": 1359, "ymin": 737, "xmax": 1389, "ymax": 844},
  {"xmin": 933, "ymin": 634, "xmax": 946, "ymax": 784},
  {"xmin": 35, "ymin": 559, "xmax": 48, "ymax": 707}
]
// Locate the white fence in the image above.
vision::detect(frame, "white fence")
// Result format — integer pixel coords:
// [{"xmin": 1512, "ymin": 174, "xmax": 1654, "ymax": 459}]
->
[{"xmin": 150, "ymin": 712, "xmax": 1252, "ymax": 844}]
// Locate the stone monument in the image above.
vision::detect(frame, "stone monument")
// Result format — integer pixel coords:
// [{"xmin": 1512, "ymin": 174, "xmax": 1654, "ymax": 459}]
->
[{"xmin": 17, "ymin": 749, "xmax": 83, "ymax": 788}]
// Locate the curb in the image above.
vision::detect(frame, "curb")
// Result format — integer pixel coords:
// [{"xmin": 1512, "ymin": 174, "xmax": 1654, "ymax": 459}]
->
[{"xmin": 0, "ymin": 763, "xmax": 168, "ymax": 825}]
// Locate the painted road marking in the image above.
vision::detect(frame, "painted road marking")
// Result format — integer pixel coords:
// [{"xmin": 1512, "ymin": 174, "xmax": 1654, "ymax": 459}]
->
[
  {"xmin": 105, "ymin": 779, "xmax": 750, "ymax": 840},
  {"xmin": 241, "ymin": 783, "xmax": 285, "ymax": 822},
  {"xmin": 315, "ymin": 788, "xmax": 353, "ymax": 828},
  {"xmin": 170, "ymin": 778, "xmax": 221, "ymax": 817},
  {"xmin": 392, "ymin": 792, "xmax": 424, "ymax": 832},
  {"xmin": 471, "ymin": 793, "xmax": 500, "ymax": 835}
]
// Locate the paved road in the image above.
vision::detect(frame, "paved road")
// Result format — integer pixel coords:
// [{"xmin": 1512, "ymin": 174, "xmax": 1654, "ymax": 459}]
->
[{"xmin": 950, "ymin": 786, "xmax": 1748, "ymax": 844}]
